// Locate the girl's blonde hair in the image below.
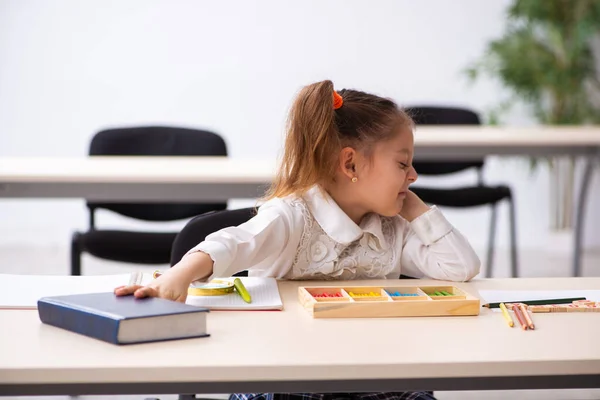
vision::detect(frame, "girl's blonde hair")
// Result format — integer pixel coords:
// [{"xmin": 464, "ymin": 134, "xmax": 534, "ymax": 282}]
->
[{"xmin": 265, "ymin": 80, "xmax": 412, "ymax": 200}]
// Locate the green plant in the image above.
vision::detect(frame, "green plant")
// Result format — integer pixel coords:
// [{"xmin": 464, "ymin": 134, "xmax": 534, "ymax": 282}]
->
[
  {"xmin": 466, "ymin": 0, "xmax": 600, "ymax": 231},
  {"xmin": 466, "ymin": 0, "xmax": 600, "ymax": 125}
]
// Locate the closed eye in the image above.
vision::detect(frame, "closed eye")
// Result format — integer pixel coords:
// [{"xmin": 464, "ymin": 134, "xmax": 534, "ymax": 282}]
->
[{"xmin": 398, "ymin": 162, "xmax": 409, "ymax": 170}]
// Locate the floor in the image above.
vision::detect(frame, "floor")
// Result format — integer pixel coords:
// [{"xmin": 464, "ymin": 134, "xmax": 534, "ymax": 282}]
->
[{"xmin": 1, "ymin": 244, "xmax": 599, "ymax": 400}]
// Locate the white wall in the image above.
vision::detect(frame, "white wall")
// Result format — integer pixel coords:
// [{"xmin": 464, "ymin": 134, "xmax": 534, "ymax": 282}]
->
[{"xmin": 1, "ymin": 0, "xmax": 599, "ymax": 256}]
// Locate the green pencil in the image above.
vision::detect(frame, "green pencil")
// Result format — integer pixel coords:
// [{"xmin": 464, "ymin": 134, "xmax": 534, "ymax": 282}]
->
[
  {"xmin": 233, "ymin": 278, "xmax": 252, "ymax": 304},
  {"xmin": 482, "ymin": 297, "xmax": 586, "ymax": 308}
]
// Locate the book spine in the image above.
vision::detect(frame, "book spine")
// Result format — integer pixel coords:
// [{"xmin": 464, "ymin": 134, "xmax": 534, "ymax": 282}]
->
[{"xmin": 38, "ymin": 299, "xmax": 120, "ymax": 344}]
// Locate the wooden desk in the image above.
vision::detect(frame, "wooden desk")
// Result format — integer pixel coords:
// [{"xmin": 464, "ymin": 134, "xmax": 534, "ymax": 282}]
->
[
  {"xmin": 1, "ymin": 278, "xmax": 600, "ymax": 396},
  {"xmin": 1, "ymin": 126, "xmax": 599, "ymax": 274}
]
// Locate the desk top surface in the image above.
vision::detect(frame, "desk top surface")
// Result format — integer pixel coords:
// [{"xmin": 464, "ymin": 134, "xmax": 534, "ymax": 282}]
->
[
  {"xmin": 1, "ymin": 277, "xmax": 600, "ymax": 385},
  {"xmin": 2, "ymin": 127, "xmax": 600, "ymax": 184},
  {"xmin": 413, "ymin": 126, "xmax": 600, "ymax": 145}
]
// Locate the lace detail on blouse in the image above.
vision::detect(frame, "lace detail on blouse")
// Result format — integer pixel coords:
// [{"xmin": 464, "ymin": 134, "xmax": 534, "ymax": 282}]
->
[{"xmin": 286, "ymin": 199, "xmax": 397, "ymax": 280}]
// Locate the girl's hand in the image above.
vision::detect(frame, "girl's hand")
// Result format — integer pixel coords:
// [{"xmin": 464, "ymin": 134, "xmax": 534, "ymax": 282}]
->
[
  {"xmin": 114, "ymin": 252, "xmax": 214, "ymax": 303},
  {"xmin": 399, "ymin": 190, "xmax": 431, "ymax": 222},
  {"xmin": 114, "ymin": 268, "xmax": 192, "ymax": 302}
]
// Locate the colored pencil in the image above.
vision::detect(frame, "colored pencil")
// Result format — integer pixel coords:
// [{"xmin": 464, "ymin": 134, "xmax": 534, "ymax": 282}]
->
[
  {"xmin": 499, "ymin": 303, "xmax": 514, "ymax": 327},
  {"xmin": 483, "ymin": 297, "xmax": 586, "ymax": 308},
  {"xmin": 511, "ymin": 304, "xmax": 528, "ymax": 330},
  {"xmin": 519, "ymin": 303, "xmax": 535, "ymax": 330}
]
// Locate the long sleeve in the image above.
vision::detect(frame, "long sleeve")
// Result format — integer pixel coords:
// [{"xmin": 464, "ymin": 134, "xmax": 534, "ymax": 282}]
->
[
  {"xmin": 186, "ymin": 199, "xmax": 300, "ymax": 280},
  {"xmin": 399, "ymin": 206, "xmax": 481, "ymax": 282}
]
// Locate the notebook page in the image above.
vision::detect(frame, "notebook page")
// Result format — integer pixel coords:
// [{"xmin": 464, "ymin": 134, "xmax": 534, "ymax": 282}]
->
[
  {"xmin": 185, "ymin": 277, "xmax": 283, "ymax": 310},
  {"xmin": 0, "ymin": 272, "xmax": 153, "ymax": 309}
]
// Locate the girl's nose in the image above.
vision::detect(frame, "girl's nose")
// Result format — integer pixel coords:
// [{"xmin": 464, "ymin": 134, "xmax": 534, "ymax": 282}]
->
[{"xmin": 407, "ymin": 166, "xmax": 418, "ymax": 183}]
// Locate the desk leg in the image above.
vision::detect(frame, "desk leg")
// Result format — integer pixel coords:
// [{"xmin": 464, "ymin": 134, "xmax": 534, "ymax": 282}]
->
[{"xmin": 573, "ymin": 155, "xmax": 596, "ymax": 276}]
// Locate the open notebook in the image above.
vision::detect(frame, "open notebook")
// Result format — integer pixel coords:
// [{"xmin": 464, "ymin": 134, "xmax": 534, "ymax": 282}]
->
[
  {"xmin": 0, "ymin": 273, "xmax": 283, "ymax": 311},
  {"xmin": 186, "ymin": 277, "xmax": 283, "ymax": 310}
]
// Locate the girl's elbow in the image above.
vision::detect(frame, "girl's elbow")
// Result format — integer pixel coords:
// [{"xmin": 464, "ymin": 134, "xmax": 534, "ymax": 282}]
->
[
  {"xmin": 462, "ymin": 252, "xmax": 481, "ymax": 281},
  {"xmin": 437, "ymin": 252, "xmax": 481, "ymax": 282}
]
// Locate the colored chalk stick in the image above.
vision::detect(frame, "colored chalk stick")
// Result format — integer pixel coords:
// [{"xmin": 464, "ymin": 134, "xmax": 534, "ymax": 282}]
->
[
  {"xmin": 387, "ymin": 291, "xmax": 421, "ymax": 297},
  {"xmin": 314, "ymin": 292, "xmax": 343, "ymax": 298},
  {"xmin": 350, "ymin": 291, "xmax": 380, "ymax": 297}
]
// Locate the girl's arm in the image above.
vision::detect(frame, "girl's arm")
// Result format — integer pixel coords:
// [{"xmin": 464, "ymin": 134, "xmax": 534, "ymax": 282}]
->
[
  {"xmin": 115, "ymin": 199, "xmax": 298, "ymax": 301},
  {"xmin": 399, "ymin": 191, "xmax": 481, "ymax": 282}
]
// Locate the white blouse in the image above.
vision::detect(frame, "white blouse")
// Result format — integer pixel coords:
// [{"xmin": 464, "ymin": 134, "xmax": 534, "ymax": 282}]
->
[{"xmin": 188, "ymin": 186, "xmax": 481, "ymax": 282}]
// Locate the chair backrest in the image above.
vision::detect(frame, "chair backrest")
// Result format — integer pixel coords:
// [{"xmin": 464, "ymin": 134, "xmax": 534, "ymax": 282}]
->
[
  {"xmin": 170, "ymin": 207, "xmax": 257, "ymax": 266},
  {"xmin": 405, "ymin": 106, "xmax": 484, "ymax": 175},
  {"xmin": 87, "ymin": 126, "xmax": 228, "ymax": 222}
]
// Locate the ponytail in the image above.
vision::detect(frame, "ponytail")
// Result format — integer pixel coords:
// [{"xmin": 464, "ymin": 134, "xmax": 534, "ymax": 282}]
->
[{"xmin": 265, "ymin": 80, "xmax": 341, "ymax": 199}]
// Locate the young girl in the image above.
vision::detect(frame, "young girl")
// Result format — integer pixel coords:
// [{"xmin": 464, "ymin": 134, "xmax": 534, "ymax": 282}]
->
[{"xmin": 115, "ymin": 80, "xmax": 481, "ymax": 400}]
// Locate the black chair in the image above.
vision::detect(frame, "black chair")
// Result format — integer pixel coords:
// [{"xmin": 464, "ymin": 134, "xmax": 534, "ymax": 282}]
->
[
  {"xmin": 405, "ymin": 106, "xmax": 518, "ymax": 278},
  {"xmin": 170, "ymin": 207, "xmax": 257, "ymax": 272},
  {"xmin": 71, "ymin": 126, "xmax": 228, "ymax": 275},
  {"xmin": 170, "ymin": 207, "xmax": 255, "ymax": 400}
]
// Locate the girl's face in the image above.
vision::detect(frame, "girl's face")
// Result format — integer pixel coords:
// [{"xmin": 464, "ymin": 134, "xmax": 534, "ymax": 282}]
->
[{"xmin": 349, "ymin": 129, "xmax": 418, "ymax": 217}]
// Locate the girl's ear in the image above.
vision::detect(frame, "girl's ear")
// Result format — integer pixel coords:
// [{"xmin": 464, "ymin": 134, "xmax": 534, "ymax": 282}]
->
[{"xmin": 338, "ymin": 147, "xmax": 357, "ymax": 180}]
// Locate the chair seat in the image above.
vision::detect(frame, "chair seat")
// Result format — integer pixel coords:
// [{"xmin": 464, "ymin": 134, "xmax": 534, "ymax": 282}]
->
[
  {"xmin": 78, "ymin": 230, "xmax": 177, "ymax": 264},
  {"xmin": 411, "ymin": 185, "xmax": 511, "ymax": 208}
]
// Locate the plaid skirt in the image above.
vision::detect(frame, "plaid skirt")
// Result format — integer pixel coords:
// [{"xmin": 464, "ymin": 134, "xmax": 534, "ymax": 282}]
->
[{"xmin": 229, "ymin": 392, "xmax": 436, "ymax": 400}]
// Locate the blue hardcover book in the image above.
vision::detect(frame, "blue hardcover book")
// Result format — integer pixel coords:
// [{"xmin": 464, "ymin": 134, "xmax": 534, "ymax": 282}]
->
[{"xmin": 38, "ymin": 292, "xmax": 209, "ymax": 345}]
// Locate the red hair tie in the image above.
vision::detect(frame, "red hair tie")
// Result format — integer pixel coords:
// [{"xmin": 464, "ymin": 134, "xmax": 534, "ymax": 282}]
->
[{"xmin": 333, "ymin": 91, "xmax": 343, "ymax": 110}]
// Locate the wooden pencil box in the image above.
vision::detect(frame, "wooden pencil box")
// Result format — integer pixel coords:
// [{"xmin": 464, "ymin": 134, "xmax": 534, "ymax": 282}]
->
[{"xmin": 298, "ymin": 285, "xmax": 480, "ymax": 318}]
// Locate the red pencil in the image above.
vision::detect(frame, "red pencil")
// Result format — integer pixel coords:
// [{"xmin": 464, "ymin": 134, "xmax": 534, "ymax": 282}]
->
[
  {"xmin": 519, "ymin": 303, "xmax": 535, "ymax": 330},
  {"xmin": 511, "ymin": 304, "xmax": 528, "ymax": 330}
]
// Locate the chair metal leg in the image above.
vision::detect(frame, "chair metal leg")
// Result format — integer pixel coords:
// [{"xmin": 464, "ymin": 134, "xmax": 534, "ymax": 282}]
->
[
  {"xmin": 485, "ymin": 204, "xmax": 498, "ymax": 278},
  {"xmin": 508, "ymin": 194, "xmax": 519, "ymax": 278},
  {"xmin": 573, "ymin": 156, "xmax": 595, "ymax": 277},
  {"xmin": 71, "ymin": 232, "xmax": 82, "ymax": 276}
]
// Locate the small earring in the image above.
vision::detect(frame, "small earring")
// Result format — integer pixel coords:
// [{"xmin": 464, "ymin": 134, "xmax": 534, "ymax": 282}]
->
[{"xmin": 351, "ymin": 177, "xmax": 358, "ymax": 183}]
